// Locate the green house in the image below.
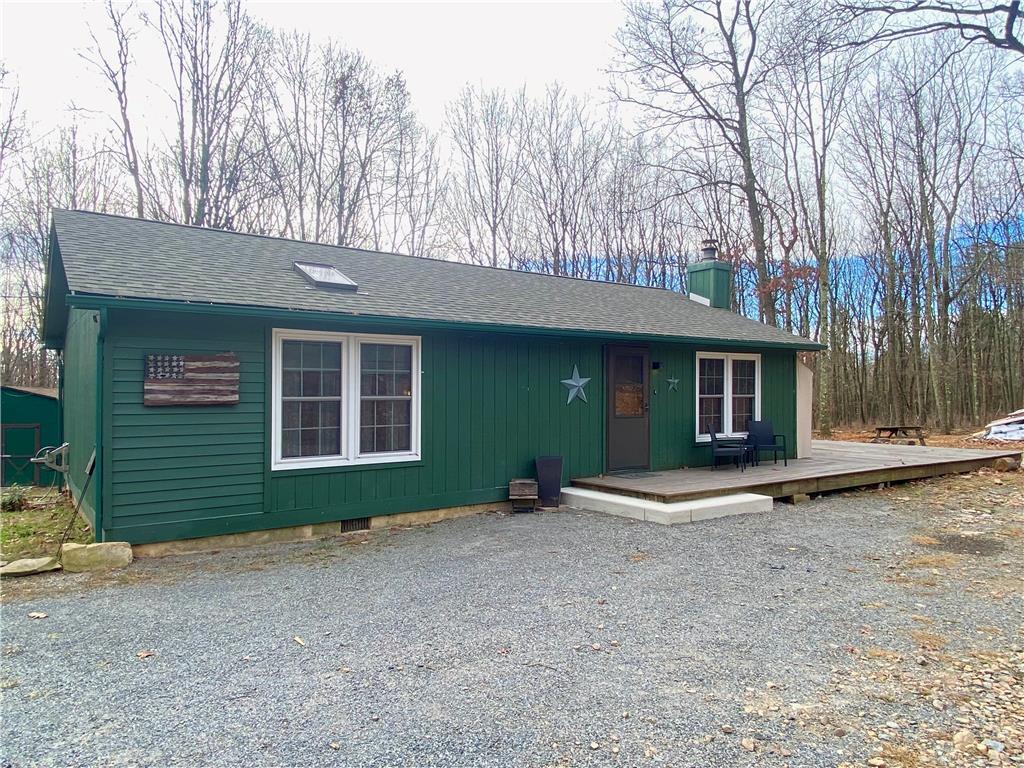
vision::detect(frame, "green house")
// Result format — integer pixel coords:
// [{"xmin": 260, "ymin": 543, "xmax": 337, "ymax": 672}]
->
[
  {"xmin": 1, "ymin": 385, "xmax": 60, "ymax": 487},
  {"xmin": 42, "ymin": 210, "xmax": 820, "ymax": 546}
]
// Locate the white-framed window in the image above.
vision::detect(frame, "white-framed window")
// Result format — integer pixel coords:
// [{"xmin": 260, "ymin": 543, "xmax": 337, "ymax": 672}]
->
[
  {"xmin": 695, "ymin": 352, "xmax": 760, "ymax": 442},
  {"xmin": 271, "ymin": 329, "xmax": 421, "ymax": 470}
]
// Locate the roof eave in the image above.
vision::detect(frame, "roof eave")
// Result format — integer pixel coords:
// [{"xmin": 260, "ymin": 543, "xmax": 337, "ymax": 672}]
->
[{"xmin": 65, "ymin": 293, "xmax": 825, "ymax": 351}]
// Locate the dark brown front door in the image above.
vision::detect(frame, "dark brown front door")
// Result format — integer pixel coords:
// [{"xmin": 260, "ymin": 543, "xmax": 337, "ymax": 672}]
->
[{"xmin": 606, "ymin": 345, "xmax": 650, "ymax": 471}]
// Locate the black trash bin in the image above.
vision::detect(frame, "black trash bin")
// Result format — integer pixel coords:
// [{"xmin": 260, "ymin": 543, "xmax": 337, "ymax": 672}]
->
[{"xmin": 535, "ymin": 455, "xmax": 564, "ymax": 508}]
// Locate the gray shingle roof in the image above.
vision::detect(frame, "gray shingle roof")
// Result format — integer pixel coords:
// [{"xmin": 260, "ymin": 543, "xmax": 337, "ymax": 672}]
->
[{"xmin": 50, "ymin": 209, "xmax": 819, "ymax": 348}]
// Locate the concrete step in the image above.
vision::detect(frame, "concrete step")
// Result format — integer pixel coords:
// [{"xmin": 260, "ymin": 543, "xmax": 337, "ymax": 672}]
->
[{"xmin": 560, "ymin": 487, "xmax": 773, "ymax": 525}]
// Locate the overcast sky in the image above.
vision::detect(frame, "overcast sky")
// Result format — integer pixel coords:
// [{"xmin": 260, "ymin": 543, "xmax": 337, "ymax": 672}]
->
[{"xmin": 1, "ymin": 0, "xmax": 625, "ymax": 133}]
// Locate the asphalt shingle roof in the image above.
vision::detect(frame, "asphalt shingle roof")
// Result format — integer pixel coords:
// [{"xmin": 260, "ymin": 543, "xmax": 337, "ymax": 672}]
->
[{"xmin": 50, "ymin": 209, "xmax": 818, "ymax": 348}]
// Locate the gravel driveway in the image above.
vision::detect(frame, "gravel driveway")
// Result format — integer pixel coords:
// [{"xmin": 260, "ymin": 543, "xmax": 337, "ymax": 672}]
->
[{"xmin": 3, "ymin": 472, "xmax": 1022, "ymax": 768}]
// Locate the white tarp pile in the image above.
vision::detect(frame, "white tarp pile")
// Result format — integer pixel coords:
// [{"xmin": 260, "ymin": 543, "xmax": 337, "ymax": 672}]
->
[{"xmin": 978, "ymin": 407, "xmax": 1024, "ymax": 442}]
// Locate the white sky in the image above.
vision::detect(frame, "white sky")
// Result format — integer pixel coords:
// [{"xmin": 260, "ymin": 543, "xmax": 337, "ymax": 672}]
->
[{"xmin": 1, "ymin": 0, "xmax": 625, "ymax": 134}]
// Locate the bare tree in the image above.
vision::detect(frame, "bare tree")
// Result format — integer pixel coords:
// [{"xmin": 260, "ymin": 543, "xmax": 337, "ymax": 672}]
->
[
  {"xmin": 838, "ymin": 1, "xmax": 1023, "ymax": 56},
  {"xmin": 445, "ymin": 86, "xmax": 527, "ymax": 267},
  {"xmin": 82, "ymin": 1, "xmax": 146, "ymax": 218},
  {"xmin": 613, "ymin": 0, "xmax": 782, "ymax": 324}
]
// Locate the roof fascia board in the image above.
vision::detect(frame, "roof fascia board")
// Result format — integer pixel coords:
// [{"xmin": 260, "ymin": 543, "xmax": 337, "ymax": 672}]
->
[{"xmin": 65, "ymin": 293, "xmax": 825, "ymax": 351}]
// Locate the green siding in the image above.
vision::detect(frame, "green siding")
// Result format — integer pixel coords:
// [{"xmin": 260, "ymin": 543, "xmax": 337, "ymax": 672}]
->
[
  {"xmin": 1, "ymin": 388, "xmax": 60, "ymax": 486},
  {"xmin": 108, "ymin": 314, "xmax": 266, "ymax": 539},
  {"xmin": 104, "ymin": 310, "xmax": 605, "ymax": 544},
  {"xmin": 62, "ymin": 308, "xmax": 100, "ymax": 527},
  {"xmin": 96, "ymin": 308, "xmax": 796, "ymax": 545},
  {"xmin": 649, "ymin": 344, "xmax": 797, "ymax": 470}
]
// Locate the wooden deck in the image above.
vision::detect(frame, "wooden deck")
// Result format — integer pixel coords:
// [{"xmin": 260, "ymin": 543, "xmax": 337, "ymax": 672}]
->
[{"xmin": 571, "ymin": 440, "xmax": 1021, "ymax": 503}]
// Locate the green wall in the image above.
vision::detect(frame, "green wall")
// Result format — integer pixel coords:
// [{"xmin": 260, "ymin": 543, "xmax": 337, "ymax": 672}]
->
[
  {"xmin": 648, "ymin": 343, "xmax": 796, "ymax": 470},
  {"xmin": 1, "ymin": 387, "xmax": 60, "ymax": 486},
  {"xmin": 83, "ymin": 307, "xmax": 796, "ymax": 545},
  {"xmin": 62, "ymin": 308, "xmax": 100, "ymax": 527},
  {"xmin": 103, "ymin": 310, "xmax": 607, "ymax": 544}
]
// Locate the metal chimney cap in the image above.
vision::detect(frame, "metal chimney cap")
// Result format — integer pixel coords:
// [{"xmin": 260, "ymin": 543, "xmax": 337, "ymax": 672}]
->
[{"xmin": 700, "ymin": 238, "xmax": 719, "ymax": 261}]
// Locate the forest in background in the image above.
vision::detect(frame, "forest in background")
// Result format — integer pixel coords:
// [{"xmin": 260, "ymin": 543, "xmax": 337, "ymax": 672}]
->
[{"xmin": 1, "ymin": 0, "xmax": 1021, "ymax": 434}]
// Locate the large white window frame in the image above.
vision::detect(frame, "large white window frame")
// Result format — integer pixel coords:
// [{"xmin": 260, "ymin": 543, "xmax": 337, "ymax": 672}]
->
[
  {"xmin": 694, "ymin": 352, "xmax": 761, "ymax": 442},
  {"xmin": 271, "ymin": 328, "xmax": 421, "ymax": 470}
]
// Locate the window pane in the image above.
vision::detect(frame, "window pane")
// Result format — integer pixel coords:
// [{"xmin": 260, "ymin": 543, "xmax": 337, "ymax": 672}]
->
[
  {"xmin": 283, "ymin": 371, "xmax": 301, "ymax": 397},
  {"xmin": 391, "ymin": 400, "xmax": 411, "ymax": 428},
  {"xmin": 283, "ymin": 401, "xmax": 300, "ymax": 429},
  {"xmin": 699, "ymin": 396, "xmax": 723, "ymax": 434},
  {"xmin": 322, "ymin": 371, "xmax": 341, "ymax": 397},
  {"xmin": 300, "ymin": 400, "xmax": 320, "ymax": 428},
  {"xmin": 319, "ymin": 427, "xmax": 340, "ymax": 455},
  {"xmin": 732, "ymin": 359, "xmax": 756, "ymax": 396},
  {"xmin": 300, "ymin": 428, "xmax": 320, "ymax": 456},
  {"xmin": 302, "ymin": 371, "xmax": 322, "ymax": 397},
  {"xmin": 699, "ymin": 358, "xmax": 724, "ymax": 396},
  {"xmin": 614, "ymin": 354, "xmax": 645, "ymax": 417},
  {"xmin": 301, "ymin": 342, "xmax": 322, "ymax": 368},
  {"xmin": 360, "ymin": 425, "xmax": 375, "ymax": 454},
  {"xmin": 732, "ymin": 396, "xmax": 755, "ymax": 433},
  {"xmin": 282, "ymin": 429, "xmax": 300, "ymax": 458},
  {"xmin": 283, "ymin": 341, "xmax": 302, "ymax": 368},
  {"xmin": 320, "ymin": 401, "xmax": 340, "ymax": 428},
  {"xmin": 322, "ymin": 343, "xmax": 341, "ymax": 368},
  {"xmin": 395, "ymin": 372, "xmax": 412, "ymax": 397}
]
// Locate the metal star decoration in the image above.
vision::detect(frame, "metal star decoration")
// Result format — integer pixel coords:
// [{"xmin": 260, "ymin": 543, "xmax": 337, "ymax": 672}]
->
[
  {"xmin": 667, "ymin": 377, "xmax": 680, "ymax": 392},
  {"xmin": 561, "ymin": 365, "xmax": 591, "ymax": 404}
]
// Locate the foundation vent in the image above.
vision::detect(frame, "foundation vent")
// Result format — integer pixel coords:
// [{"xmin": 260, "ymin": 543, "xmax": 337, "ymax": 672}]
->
[{"xmin": 340, "ymin": 517, "xmax": 371, "ymax": 533}]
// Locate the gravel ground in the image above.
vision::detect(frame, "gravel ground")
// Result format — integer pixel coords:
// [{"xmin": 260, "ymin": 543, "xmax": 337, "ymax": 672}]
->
[{"xmin": 2, "ymin": 470, "xmax": 1022, "ymax": 768}]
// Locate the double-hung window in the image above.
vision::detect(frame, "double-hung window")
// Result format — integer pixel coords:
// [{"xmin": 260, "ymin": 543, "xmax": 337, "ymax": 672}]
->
[
  {"xmin": 272, "ymin": 329, "xmax": 420, "ymax": 470},
  {"xmin": 695, "ymin": 352, "xmax": 760, "ymax": 441}
]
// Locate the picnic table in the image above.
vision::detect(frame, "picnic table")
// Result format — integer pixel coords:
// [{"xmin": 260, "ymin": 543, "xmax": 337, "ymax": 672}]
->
[{"xmin": 871, "ymin": 425, "xmax": 926, "ymax": 445}]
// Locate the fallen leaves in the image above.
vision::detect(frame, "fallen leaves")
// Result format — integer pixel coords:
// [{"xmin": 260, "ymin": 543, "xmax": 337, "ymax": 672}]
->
[{"xmin": 136, "ymin": 650, "xmax": 155, "ymax": 659}]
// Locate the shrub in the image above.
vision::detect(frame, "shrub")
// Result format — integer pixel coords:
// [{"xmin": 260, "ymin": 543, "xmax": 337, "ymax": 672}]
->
[{"xmin": 1, "ymin": 485, "xmax": 29, "ymax": 512}]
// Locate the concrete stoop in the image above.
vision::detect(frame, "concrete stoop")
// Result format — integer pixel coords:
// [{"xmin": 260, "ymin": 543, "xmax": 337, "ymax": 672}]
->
[{"xmin": 559, "ymin": 487, "xmax": 773, "ymax": 525}]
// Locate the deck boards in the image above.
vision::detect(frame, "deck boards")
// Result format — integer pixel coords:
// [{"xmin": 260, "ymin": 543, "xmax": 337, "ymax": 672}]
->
[{"xmin": 571, "ymin": 440, "xmax": 1021, "ymax": 503}]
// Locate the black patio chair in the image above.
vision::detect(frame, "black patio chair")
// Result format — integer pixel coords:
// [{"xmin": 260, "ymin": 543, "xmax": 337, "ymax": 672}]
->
[
  {"xmin": 746, "ymin": 420, "xmax": 787, "ymax": 467},
  {"xmin": 709, "ymin": 430, "xmax": 747, "ymax": 471}
]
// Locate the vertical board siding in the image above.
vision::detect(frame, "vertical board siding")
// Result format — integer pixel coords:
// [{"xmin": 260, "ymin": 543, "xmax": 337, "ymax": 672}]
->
[
  {"xmin": 104, "ymin": 310, "xmax": 606, "ymax": 544},
  {"xmin": 648, "ymin": 344, "xmax": 797, "ymax": 470},
  {"xmin": 101, "ymin": 307, "xmax": 795, "ymax": 544},
  {"xmin": 760, "ymin": 349, "xmax": 798, "ymax": 457},
  {"xmin": 62, "ymin": 308, "xmax": 100, "ymax": 527}
]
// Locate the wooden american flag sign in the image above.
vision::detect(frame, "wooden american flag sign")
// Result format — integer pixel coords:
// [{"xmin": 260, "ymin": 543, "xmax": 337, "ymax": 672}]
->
[{"xmin": 143, "ymin": 353, "xmax": 240, "ymax": 406}]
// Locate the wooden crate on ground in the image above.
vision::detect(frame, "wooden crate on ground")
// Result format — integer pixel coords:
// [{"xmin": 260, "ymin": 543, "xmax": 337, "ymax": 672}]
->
[{"xmin": 509, "ymin": 478, "xmax": 539, "ymax": 514}]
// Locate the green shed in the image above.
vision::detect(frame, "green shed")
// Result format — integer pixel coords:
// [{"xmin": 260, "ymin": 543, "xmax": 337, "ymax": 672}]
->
[
  {"xmin": 42, "ymin": 209, "xmax": 821, "ymax": 546},
  {"xmin": 1, "ymin": 385, "xmax": 61, "ymax": 487}
]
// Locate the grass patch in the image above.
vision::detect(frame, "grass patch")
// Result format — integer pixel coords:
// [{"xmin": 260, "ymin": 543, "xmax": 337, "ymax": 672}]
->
[
  {"xmin": 0, "ymin": 491, "xmax": 92, "ymax": 562},
  {"xmin": 902, "ymin": 553, "xmax": 958, "ymax": 570},
  {"xmin": 910, "ymin": 629, "xmax": 949, "ymax": 650}
]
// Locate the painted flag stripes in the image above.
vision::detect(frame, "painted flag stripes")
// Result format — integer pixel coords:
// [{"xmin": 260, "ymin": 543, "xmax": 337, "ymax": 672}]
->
[{"xmin": 143, "ymin": 353, "xmax": 240, "ymax": 406}]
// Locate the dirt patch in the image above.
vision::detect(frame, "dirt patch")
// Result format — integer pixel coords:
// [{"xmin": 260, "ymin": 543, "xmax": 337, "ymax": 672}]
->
[
  {"xmin": 929, "ymin": 533, "xmax": 1005, "ymax": 556},
  {"xmin": 820, "ymin": 428, "xmax": 1022, "ymax": 452}
]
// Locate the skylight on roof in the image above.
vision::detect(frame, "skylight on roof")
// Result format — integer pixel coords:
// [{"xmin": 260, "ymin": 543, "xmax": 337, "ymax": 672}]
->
[{"xmin": 294, "ymin": 261, "xmax": 358, "ymax": 291}]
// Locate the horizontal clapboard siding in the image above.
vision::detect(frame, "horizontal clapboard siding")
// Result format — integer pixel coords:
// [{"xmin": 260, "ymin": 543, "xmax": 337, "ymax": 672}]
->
[{"xmin": 108, "ymin": 312, "xmax": 266, "ymax": 535}]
